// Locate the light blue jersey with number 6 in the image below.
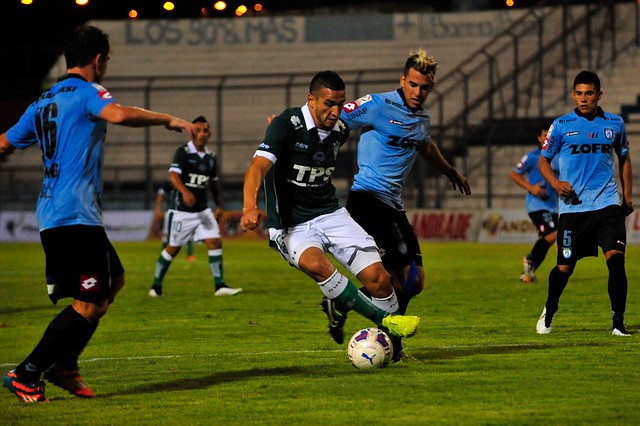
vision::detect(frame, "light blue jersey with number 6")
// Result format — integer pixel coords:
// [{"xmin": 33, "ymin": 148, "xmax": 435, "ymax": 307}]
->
[{"xmin": 6, "ymin": 74, "xmax": 115, "ymax": 230}]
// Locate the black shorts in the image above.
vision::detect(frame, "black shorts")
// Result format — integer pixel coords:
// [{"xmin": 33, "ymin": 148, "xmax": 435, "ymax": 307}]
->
[
  {"xmin": 528, "ymin": 210, "xmax": 558, "ymax": 237},
  {"xmin": 556, "ymin": 205, "xmax": 626, "ymax": 266},
  {"xmin": 40, "ymin": 225, "xmax": 125, "ymax": 304},
  {"xmin": 346, "ymin": 191, "xmax": 422, "ymax": 271}
]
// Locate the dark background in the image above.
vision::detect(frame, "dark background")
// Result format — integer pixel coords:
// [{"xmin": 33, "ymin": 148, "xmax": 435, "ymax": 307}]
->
[{"xmin": 0, "ymin": 0, "xmax": 601, "ymax": 131}]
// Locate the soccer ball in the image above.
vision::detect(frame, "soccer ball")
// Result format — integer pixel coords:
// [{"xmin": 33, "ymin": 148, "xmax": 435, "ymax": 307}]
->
[{"xmin": 347, "ymin": 327, "xmax": 393, "ymax": 369}]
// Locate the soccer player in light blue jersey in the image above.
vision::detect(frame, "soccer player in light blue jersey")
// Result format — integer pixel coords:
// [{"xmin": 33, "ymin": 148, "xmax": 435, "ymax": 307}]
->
[
  {"xmin": 319, "ymin": 49, "xmax": 471, "ymax": 359},
  {"xmin": 536, "ymin": 71, "xmax": 634, "ymax": 337},
  {"xmin": 0, "ymin": 25, "xmax": 196, "ymax": 403},
  {"xmin": 510, "ymin": 127, "xmax": 559, "ymax": 283}
]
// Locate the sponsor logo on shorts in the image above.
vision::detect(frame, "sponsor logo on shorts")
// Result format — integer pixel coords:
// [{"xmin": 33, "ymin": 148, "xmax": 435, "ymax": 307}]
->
[{"xmin": 80, "ymin": 275, "xmax": 99, "ymax": 292}]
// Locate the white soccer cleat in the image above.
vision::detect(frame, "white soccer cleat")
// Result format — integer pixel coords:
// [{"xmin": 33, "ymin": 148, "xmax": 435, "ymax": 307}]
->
[
  {"xmin": 148, "ymin": 285, "xmax": 163, "ymax": 297},
  {"xmin": 214, "ymin": 286, "xmax": 243, "ymax": 296},
  {"xmin": 536, "ymin": 307, "xmax": 554, "ymax": 334},
  {"xmin": 612, "ymin": 328, "xmax": 631, "ymax": 337},
  {"xmin": 520, "ymin": 256, "xmax": 537, "ymax": 283}
]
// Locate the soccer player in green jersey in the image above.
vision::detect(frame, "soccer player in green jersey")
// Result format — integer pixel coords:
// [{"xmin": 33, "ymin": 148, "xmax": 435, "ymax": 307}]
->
[
  {"xmin": 241, "ymin": 71, "xmax": 420, "ymax": 339},
  {"xmin": 149, "ymin": 116, "xmax": 241, "ymax": 297}
]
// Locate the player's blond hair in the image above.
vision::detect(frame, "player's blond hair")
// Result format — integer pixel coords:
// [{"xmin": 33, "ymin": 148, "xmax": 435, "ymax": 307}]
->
[{"xmin": 404, "ymin": 48, "xmax": 438, "ymax": 78}]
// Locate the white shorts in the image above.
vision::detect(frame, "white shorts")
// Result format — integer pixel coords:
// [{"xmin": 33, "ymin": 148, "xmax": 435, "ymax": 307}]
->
[
  {"xmin": 269, "ymin": 208, "xmax": 382, "ymax": 276},
  {"xmin": 166, "ymin": 208, "xmax": 220, "ymax": 246}
]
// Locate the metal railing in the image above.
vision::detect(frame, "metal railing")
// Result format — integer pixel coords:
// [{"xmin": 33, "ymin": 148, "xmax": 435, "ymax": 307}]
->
[{"xmin": 1, "ymin": 1, "xmax": 638, "ymax": 211}]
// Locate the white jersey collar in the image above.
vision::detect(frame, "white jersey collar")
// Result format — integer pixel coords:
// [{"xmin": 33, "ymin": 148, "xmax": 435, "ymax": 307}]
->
[
  {"xmin": 301, "ymin": 103, "xmax": 341, "ymax": 132},
  {"xmin": 187, "ymin": 140, "xmax": 211, "ymax": 155}
]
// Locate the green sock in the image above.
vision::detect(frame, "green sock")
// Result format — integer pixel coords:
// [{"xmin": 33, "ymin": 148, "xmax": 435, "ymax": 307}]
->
[
  {"xmin": 153, "ymin": 249, "xmax": 173, "ymax": 285},
  {"xmin": 208, "ymin": 249, "xmax": 224, "ymax": 286},
  {"xmin": 319, "ymin": 271, "xmax": 387, "ymax": 325},
  {"xmin": 185, "ymin": 240, "xmax": 194, "ymax": 257}
]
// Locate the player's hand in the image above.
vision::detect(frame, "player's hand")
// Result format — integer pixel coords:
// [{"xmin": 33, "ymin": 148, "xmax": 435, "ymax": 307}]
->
[
  {"xmin": 267, "ymin": 114, "xmax": 277, "ymax": 124},
  {"xmin": 166, "ymin": 117, "xmax": 197, "ymax": 141},
  {"xmin": 622, "ymin": 198, "xmax": 634, "ymax": 216},
  {"xmin": 531, "ymin": 184, "xmax": 548, "ymax": 200},
  {"xmin": 554, "ymin": 181, "xmax": 574, "ymax": 199},
  {"xmin": 241, "ymin": 208, "xmax": 262, "ymax": 231},
  {"xmin": 449, "ymin": 173, "xmax": 471, "ymax": 195},
  {"xmin": 182, "ymin": 190, "xmax": 196, "ymax": 207}
]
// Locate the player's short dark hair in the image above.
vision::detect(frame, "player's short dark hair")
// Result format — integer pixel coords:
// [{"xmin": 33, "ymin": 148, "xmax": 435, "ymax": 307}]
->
[
  {"xmin": 573, "ymin": 70, "xmax": 601, "ymax": 92},
  {"xmin": 309, "ymin": 71, "xmax": 345, "ymax": 94},
  {"xmin": 64, "ymin": 25, "xmax": 110, "ymax": 69},
  {"xmin": 192, "ymin": 116, "xmax": 208, "ymax": 124}
]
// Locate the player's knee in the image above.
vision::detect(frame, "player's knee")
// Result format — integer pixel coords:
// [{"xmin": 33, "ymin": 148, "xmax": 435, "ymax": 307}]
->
[
  {"xmin": 206, "ymin": 238, "xmax": 222, "ymax": 249},
  {"xmin": 299, "ymin": 250, "xmax": 335, "ymax": 282},
  {"xmin": 72, "ymin": 299, "xmax": 109, "ymax": 323}
]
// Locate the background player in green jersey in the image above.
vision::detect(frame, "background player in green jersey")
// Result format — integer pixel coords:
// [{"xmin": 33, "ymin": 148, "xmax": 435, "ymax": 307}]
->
[
  {"xmin": 149, "ymin": 116, "xmax": 242, "ymax": 297},
  {"xmin": 241, "ymin": 71, "xmax": 420, "ymax": 340}
]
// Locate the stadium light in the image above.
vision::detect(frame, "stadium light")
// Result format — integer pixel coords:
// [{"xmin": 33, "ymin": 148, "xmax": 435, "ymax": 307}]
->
[
  {"xmin": 254, "ymin": 3, "xmax": 263, "ymax": 12},
  {"xmin": 235, "ymin": 4, "xmax": 247, "ymax": 16},
  {"xmin": 76, "ymin": 0, "xmax": 89, "ymax": 5},
  {"xmin": 20, "ymin": 0, "xmax": 33, "ymax": 4},
  {"xmin": 506, "ymin": 0, "xmax": 514, "ymax": 6},
  {"xmin": 129, "ymin": 9, "xmax": 138, "ymax": 18},
  {"xmin": 163, "ymin": 1, "xmax": 175, "ymax": 11},
  {"xmin": 214, "ymin": 1, "xmax": 226, "ymax": 11}
]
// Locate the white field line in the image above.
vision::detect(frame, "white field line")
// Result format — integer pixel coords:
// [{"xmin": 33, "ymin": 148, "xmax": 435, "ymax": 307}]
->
[{"xmin": 1, "ymin": 341, "xmax": 638, "ymax": 368}]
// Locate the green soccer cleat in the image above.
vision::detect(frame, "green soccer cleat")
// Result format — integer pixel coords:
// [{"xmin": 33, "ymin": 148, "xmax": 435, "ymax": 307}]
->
[{"xmin": 381, "ymin": 314, "xmax": 420, "ymax": 338}]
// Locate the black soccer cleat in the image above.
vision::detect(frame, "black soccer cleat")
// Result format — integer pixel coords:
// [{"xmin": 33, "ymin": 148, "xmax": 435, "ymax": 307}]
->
[
  {"xmin": 390, "ymin": 335, "xmax": 405, "ymax": 363},
  {"xmin": 319, "ymin": 297, "xmax": 347, "ymax": 344}
]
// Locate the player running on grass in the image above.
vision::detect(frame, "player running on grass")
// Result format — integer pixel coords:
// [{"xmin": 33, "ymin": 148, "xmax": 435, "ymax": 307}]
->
[
  {"xmin": 510, "ymin": 126, "xmax": 559, "ymax": 283},
  {"xmin": 241, "ymin": 71, "xmax": 420, "ymax": 340},
  {"xmin": 1, "ymin": 25, "xmax": 196, "ymax": 403},
  {"xmin": 319, "ymin": 49, "xmax": 470, "ymax": 359}
]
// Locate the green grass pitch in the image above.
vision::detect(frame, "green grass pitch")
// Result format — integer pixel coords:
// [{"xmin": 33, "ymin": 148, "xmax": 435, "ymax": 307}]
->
[{"xmin": 1, "ymin": 240, "xmax": 638, "ymax": 425}]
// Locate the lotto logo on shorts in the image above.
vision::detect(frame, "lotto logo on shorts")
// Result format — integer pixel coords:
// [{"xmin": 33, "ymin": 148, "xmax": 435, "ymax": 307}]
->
[{"xmin": 80, "ymin": 275, "xmax": 100, "ymax": 292}]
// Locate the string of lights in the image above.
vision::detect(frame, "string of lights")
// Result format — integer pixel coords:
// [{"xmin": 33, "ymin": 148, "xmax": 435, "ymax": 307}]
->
[{"xmin": 12, "ymin": 0, "xmax": 576, "ymax": 21}]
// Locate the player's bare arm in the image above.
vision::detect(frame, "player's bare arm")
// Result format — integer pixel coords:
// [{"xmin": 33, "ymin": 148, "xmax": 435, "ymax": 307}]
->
[
  {"xmin": 99, "ymin": 103, "xmax": 197, "ymax": 140},
  {"xmin": 210, "ymin": 180, "xmax": 224, "ymax": 221},
  {"xmin": 0, "ymin": 133, "xmax": 16, "ymax": 156},
  {"xmin": 241, "ymin": 156, "xmax": 273, "ymax": 231},
  {"xmin": 619, "ymin": 153, "xmax": 634, "ymax": 215},
  {"xmin": 510, "ymin": 171, "xmax": 547, "ymax": 199},
  {"xmin": 538, "ymin": 155, "xmax": 573, "ymax": 197},
  {"xmin": 418, "ymin": 140, "xmax": 471, "ymax": 195},
  {"xmin": 169, "ymin": 171, "xmax": 195, "ymax": 207}
]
